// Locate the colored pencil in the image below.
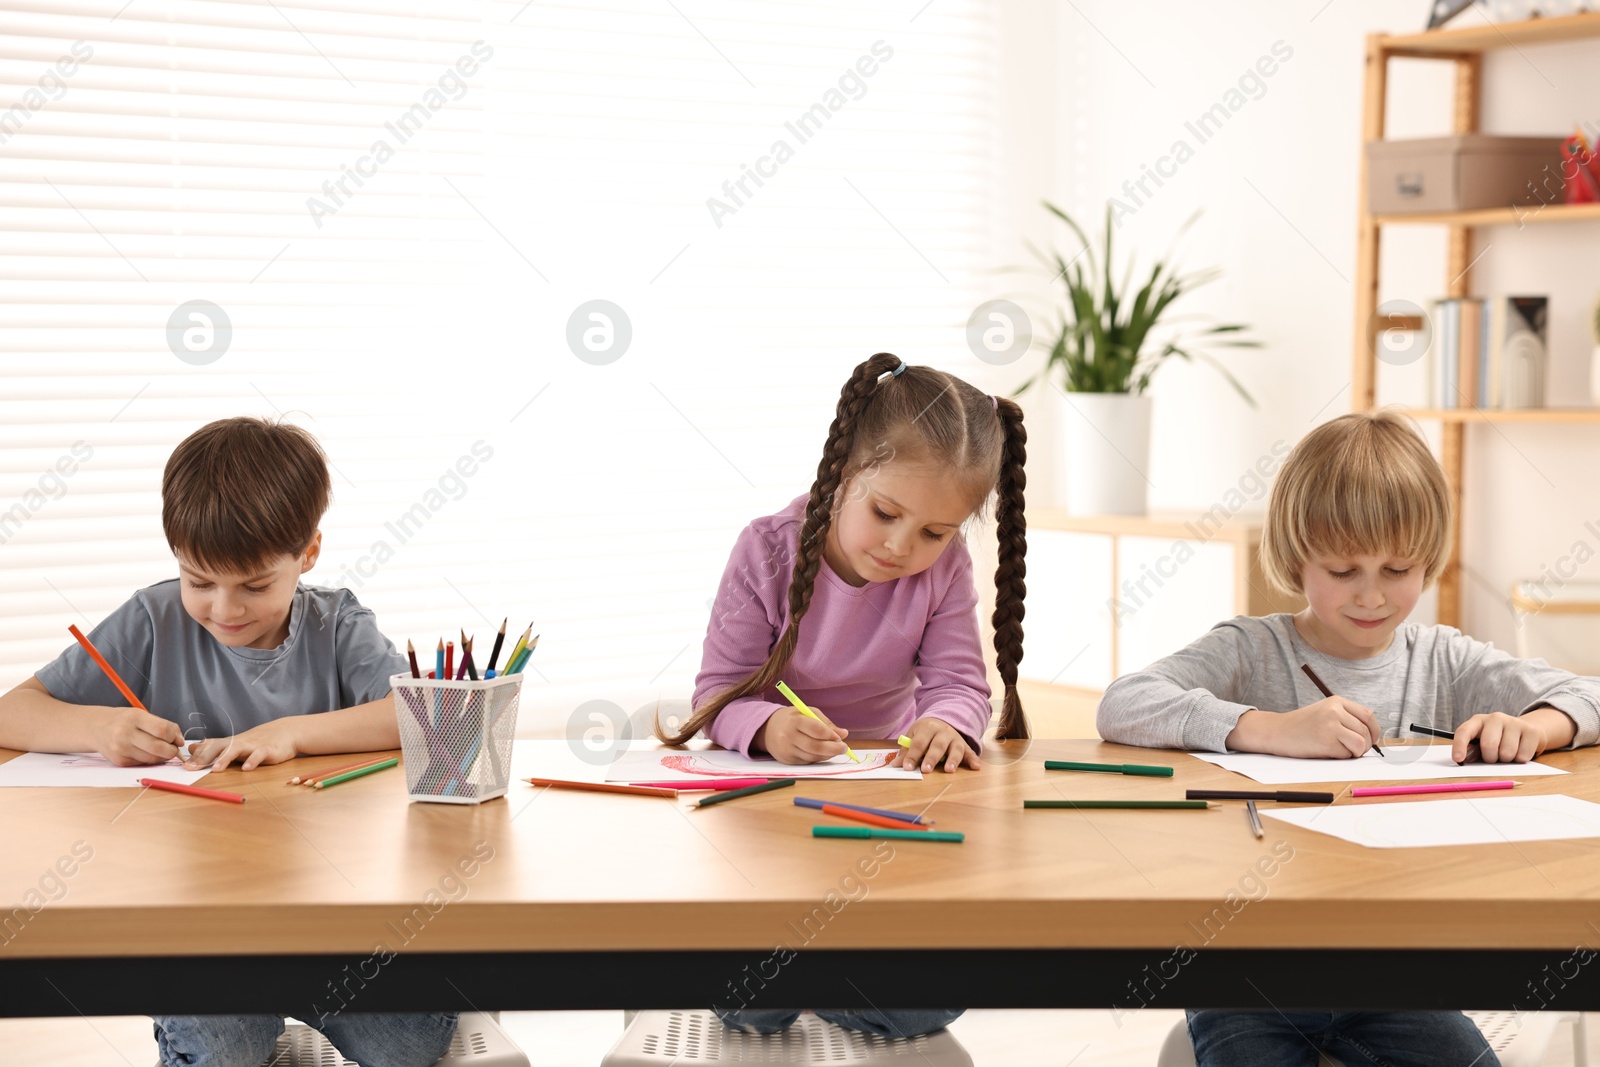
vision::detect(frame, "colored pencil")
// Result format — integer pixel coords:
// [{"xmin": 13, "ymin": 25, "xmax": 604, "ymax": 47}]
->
[
  {"xmin": 813, "ymin": 826, "xmax": 963, "ymax": 843},
  {"xmin": 695, "ymin": 778, "xmax": 796, "ymax": 808},
  {"xmin": 794, "ymin": 797, "xmax": 932, "ymax": 825},
  {"xmin": 1045, "ymin": 760, "xmax": 1173, "ymax": 778},
  {"xmin": 820, "ymin": 803, "xmax": 928, "ymax": 831},
  {"xmin": 775, "ymin": 680, "xmax": 859, "ymax": 763},
  {"xmin": 1186, "ymin": 789, "xmax": 1335, "ymax": 803},
  {"xmin": 463, "ymin": 636, "xmax": 478, "ymax": 681},
  {"xmin": 445, "ymin": 641, "xmax": 454, "ymax": 682},
  {"xmin": 525, "ymin": 777, "xmax": 678, "ymax": 798},
  {"xmin": 1024, "ymin": 799, "xmax": 1213, "ymax": 810},
  {"xmin": 139, "ymin": 778, "xmax": 246, "ymax": 804},
  {"xmin": 1245, "ymin": 800, "xmax": 1264, "ymax": 839},
  {"xmin": 313, "ymin": 757, "xmax": 399, "ymax": 789},
  {"xmin": 436, "ymin": 640, "xmax": 444, "ymax": 681},
  {"xmin": 293, "ymin": 755, "xmax": 395, "ymax": 786},
  {"xmin": 1351, "ymin": 781, "xmax": 1517, "ymax": 797},
  {"xmin": 67, "ymin": 624, "xmax": 146, "ymax": 710},
  {"xmin": 631, "ymin": 778, "xmax": 771, "ymax": 792},
  {"xmin": 1302, "ymin": 662, "xmax": 1385, "ymax": 757},
  {"xmin": 504, "ymin": 625, "xmax": 532, "ymax": 676},
  {"xmin": 485, "ymin": 618, "xmax": 508, "ymax": 673},
  {"xmin": 407, "ymin": 639, "xmax": 422, "ymax": 679}
]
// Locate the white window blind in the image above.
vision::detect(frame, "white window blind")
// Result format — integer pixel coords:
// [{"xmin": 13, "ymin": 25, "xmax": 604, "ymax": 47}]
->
[{"xmin": 0, "ymin": 0, "xmax": 1002, "ymax": 735}]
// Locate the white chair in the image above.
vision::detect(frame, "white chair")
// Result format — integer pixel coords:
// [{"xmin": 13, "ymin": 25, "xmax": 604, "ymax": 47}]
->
[
  {"xmin": 1157, "ymin": 1010, "xmax": 1587, "ymax": 1067},
  {"xmin": 601, "ymin": 1009, "xmax": 974, "ymax": 1066},
  {"xmin": 235, "ymin": 1012, "xmax": 528, "ymax": 1067}
]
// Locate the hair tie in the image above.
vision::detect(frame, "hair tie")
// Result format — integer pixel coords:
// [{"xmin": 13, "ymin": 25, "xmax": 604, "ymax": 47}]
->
[
  {"xmin": 877, "ymin": 359, "xmax": 910, "ymax": 384},
  {"xmin": 991, "ymin": 395, "xmax": 999, "ymax": 414}
]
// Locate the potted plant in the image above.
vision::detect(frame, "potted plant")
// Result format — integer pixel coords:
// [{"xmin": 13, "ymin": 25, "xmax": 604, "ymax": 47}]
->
[{"xmin": 1015, "ymin": 202, "xmax": 1259, "ymax": 516}]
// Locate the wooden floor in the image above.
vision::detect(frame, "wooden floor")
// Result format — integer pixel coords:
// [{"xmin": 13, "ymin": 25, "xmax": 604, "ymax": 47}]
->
[{"xmin": 0, "ymin": 1009, "xmax": 1591, "ymax": 1066}]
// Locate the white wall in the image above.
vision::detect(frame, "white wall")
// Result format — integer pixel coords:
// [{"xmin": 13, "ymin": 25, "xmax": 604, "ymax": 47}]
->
[{"xmin": 1002, "ymin": 0, "xmax": 1600, "ymax": 660}]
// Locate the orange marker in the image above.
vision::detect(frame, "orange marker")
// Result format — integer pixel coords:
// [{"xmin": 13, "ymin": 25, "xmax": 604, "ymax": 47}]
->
[
  {"xmin": 68, "ymin": 624, "xmax": 146, "ymax": 710},
  {"xmin": 820, "ymin": 803, "xmax": 929, "ymax": 831}
]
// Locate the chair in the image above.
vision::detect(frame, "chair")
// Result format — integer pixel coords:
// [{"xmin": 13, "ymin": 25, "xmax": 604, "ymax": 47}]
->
[
  {"xmin": 1156, "ymin": 1010, "xmax": 1587, "ymax": 1067},
  {"xmin": 600, "ymin": 1009, "xmax": 974, "ymax": 1066},
  {"xmin": 237, "ymin": 1012, "xmax": 528, "ymax": 1067}
]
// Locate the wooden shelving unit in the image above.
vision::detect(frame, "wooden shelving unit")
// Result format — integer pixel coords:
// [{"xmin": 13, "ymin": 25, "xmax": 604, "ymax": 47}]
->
[{"xmin": 1353, "ymin": 11, "xmax": 1600, "ymax": 628}]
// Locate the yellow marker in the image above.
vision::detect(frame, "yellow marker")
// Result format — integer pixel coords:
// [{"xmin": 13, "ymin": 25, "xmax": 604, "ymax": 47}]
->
[
  {"xmin": 776, "ymin": 680, "xmax": 860, "ymax": 763},
  {"xmin": 898, "ymin": 734, "xmax": 913, "ymax": 748}
]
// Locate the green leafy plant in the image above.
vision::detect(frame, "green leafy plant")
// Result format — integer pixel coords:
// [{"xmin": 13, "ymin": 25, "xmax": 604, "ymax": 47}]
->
[{"xmin": 1014, "ymin": 201, "xmax": 1259, "ymax": 401}]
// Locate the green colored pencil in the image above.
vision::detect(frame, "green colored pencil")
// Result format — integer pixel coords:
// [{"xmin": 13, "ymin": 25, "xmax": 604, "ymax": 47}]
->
[
  {"xmin": 695, "ymin": 777, "xmax": 796, "ymax": 807},
  {"xmin": 1024, "ymin": 799, "xmax": 1212, "ymax": 810},
  {"xmin": 813, "ymin": 826, "xmax": 964, "ymax": 843},
  {"xmin": 1044, "ymin": 760, "xmax": 1173, "ymax": 777},
  {"xmin": 313, "ymin": 757, "xmax": 399, "ymax": 789}
]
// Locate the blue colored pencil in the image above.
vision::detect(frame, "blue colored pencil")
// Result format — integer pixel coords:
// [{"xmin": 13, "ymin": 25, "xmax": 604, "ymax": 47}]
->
[{"xmin": 793, "ymin": 796, "xmax": 932, "ymax": 825}]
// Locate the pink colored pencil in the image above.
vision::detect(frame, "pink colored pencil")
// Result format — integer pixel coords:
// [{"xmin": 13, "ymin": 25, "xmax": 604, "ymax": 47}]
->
[
  {"xmin": 628, "ymin": 778, "xmax": 773, "ymax": 792},
  {"xmin": 1351, "ymin": 780, "xmax": 1517, "ymax": 797}
]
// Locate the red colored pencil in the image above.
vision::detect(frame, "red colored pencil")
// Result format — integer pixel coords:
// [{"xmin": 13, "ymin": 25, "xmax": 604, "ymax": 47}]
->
[
  {"xmin": 630, "ymin": 778, "xmax": 772, "ymax": 792},
  {"xmin": 445, "ymin": 641, "xmax": 454, "ymax": 681},
  {"xmin": 821, "ymin": 803, "xmax": 929, "ymax": 831},
  {"xmin": 525, "ymin": 777, "xmax": 677, "ymax": 798},
  {"xmin": 140, "ymin": 778, "xmax": 246, "ymax": 804},
  {"xmin": 407, "ymin": 639, "xmax": 421, "ymax": 679},
  {"xmin": 68, "ymin": 624, "xmax": 146, "ymax": 710}
]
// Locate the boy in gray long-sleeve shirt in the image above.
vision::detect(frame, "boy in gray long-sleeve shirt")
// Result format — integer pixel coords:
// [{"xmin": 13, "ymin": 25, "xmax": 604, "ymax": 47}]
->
[{"xmin": 1098, "ymin": 410, "xmax": 1597, "ymax": 1067}]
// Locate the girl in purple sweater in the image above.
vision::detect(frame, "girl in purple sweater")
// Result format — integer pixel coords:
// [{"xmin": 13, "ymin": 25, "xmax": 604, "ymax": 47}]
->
[{"xmin": 659, "ymin": 351, "xmax": 1029, "ymax": 1038}]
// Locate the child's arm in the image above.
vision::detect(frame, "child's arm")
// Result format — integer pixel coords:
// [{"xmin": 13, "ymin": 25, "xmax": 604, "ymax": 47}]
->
[
  {"xmin": 1443, "ymin": 629, "xmax": 1599, "ymax": 762},
  {"xmin": 0, "ymin": 676, "xmax": 186, "ymax": 766},
  {"xmin": 1096, "ymin": 621, "xmax": 1262, "ymax": 750},
  {"xmin": 903, "ymin": 547, "xmax": 988, "ymax": 772},
  {"xmin": 182, "ymin": 694, "xmax": 399, "ymax": 771}
]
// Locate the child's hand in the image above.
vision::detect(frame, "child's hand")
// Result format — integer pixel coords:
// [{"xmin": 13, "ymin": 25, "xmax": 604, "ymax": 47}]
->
[
  {"xmin": 755, "ymin": 705, "xmax": 849, "ymax": 764},
  {"xmin": 91, "ymin": 707, "xmax": 186, "ymax": 767},
  {"xmin": 899, "ymin": 717, "xmax": 980, "ymax": 773},
  {"xmin": 1232, "ymin": 697, "xmax": 1382, "ymax": 758},
  {"xmin": 1455, "ymin": 711, "xmax": 1564, "ymax": 763},
  {"xmin": 184, "ymin": 718, "xmax": 301, "ymax": 771}
]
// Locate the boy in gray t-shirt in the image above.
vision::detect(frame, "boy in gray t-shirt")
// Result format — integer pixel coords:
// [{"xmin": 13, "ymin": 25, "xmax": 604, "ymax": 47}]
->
[
  {"xmin": 0, "ymin": 417, "xmax": 455, "ymax": 1067},
  {"xmin": 1099, "ymin": 411, "xmax": 1600, "ymax": 1067}
]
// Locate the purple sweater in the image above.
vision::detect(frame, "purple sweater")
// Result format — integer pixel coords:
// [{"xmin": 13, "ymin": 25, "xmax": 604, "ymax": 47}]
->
[{"xmin": 695, "ymin": 495, "xmax": 992, "ymax": 757}]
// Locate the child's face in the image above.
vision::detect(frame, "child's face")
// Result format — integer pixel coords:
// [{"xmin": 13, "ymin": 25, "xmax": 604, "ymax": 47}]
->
[
  {"xmin": 1298, "ymin": 550, "xmax": 1424, "ymax": 659},
  {"xmin": 176, "ymin": 533, "xmax": 321, "ymax": 650},
  {"xmin": 824, "ymin": 462, "xmax": 972, "ymax": 587}
]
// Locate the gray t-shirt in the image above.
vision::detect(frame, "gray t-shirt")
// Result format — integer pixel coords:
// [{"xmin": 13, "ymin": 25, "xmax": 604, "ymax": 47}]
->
[
  {"xmin": 37, "ymin": 580, "xmax": 406, "ymax": 741},
  {"xmin": 1097, "ymin": 613, "xmax": 1600, "ymax": 754}
]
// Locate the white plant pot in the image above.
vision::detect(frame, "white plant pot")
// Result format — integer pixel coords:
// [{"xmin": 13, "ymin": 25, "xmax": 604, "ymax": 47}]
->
[{"xmin": 1055, "ymin": 391, "xmax": 1154, "ymax": 516}]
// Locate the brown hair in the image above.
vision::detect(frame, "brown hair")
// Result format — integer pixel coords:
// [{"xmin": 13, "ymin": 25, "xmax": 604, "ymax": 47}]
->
[
  {"xmin": 660, "ymin": 352, "xmax": 1029, "ymax": 744},
  {"xmin": 1260, "ymin": 408, "xmax": 1452, "ymax": 595},
  {"xmin": 162, "ymin": 417, "xmax": 331, "ymax": 575}
]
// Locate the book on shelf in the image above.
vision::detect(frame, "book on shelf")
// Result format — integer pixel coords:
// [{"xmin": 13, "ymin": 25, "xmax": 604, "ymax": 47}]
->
[{"xmin": 1428, "ymin": 295, "xmax": 1546, "ymax": 410}]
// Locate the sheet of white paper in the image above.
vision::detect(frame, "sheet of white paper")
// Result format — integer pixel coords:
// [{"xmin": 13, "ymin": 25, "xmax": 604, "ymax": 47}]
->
[
  {"xmin": 1263, "ymin": 794, "xmax": 1600, "ymax": 849},
  {"xmin": 606, "ymin": 746, "xmax": 922, "ymax": 782},
  {"xmin": 1188, "ymin": 746, "xmax": 1568, "ymax": 785},
  {"xmin": 0, "ymin": 751, "xmax": 211, "ymax": 788}
]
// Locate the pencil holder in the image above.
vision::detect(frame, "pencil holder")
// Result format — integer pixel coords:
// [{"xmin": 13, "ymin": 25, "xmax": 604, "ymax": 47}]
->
[{"xmin": 391, "ymin": 672, "xmax": 522, "ymax": 804}]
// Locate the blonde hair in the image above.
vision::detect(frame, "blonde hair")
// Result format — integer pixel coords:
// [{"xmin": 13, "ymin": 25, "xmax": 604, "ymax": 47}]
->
[{"xmin": 1260, "ymin": 409, "xmax": 1452, "ymax": 595}]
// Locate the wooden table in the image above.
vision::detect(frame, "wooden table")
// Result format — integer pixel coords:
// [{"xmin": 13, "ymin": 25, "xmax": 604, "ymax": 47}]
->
[{"xmin": 4, "ymin": 739, "xmax": 1599, "ymax": 1017}]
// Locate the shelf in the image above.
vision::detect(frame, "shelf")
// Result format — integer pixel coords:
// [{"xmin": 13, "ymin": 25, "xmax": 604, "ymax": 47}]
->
[
  {"xmin": 1381, "ymin": 11, "xmax": 1600, "ymax": 55},
  {"xmin": 1402, "ymin": 407, "xmax": 1600, "ymax": 423},
  {"xmin": 1376, "ymin": 202, "xmax": 1600, "ymax": 227},
  {"xmin": 1029, "ymin": 508, "xmax": 1264, "ymax": 544}
]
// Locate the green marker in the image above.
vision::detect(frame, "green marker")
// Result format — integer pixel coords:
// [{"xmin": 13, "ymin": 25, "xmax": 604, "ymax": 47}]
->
[
  {"xmin": 813, "ymin": 825, "xmax": 964, "ymax": 843},
  {"xmin": 1024, "ymin": 799, "xmax": 1211, "ymax": 810},
  {"xmin": 776, "ymin": 680, "xmax": 859, "ymax": 763},
  {"xmin": 696, "ymin": 778, "xmax": 796, "ymax": 808},
  {"xmin": 1044, "ymin": 760, "xmax": 1173, "ymax": 778}
]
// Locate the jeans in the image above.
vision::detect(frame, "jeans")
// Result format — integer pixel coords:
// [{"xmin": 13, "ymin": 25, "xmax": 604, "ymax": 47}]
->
[
  {"xmin": 152, "ymin": 1012, "xmax": 459, "ymax": 1067},
  {"xmin": 1186, "ymin": 1009, "xmax": 1500, "ymax": 1067},
  {"xmin": 714, "ymin": 1007, "xmax": 964, "ymax": 1039}
]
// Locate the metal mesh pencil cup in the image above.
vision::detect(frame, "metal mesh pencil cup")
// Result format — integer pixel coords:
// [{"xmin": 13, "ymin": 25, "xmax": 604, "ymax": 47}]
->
[{"xmin": 391, "ymin": 672, "xmax": 522, "ymax": 803}]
